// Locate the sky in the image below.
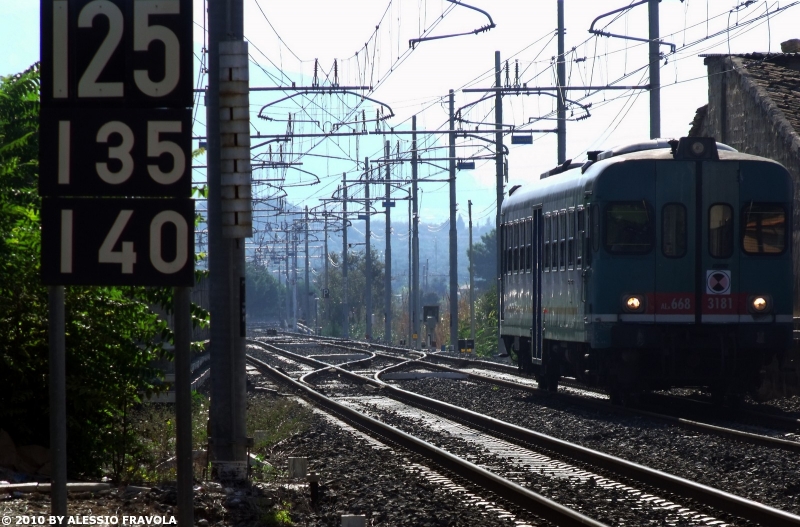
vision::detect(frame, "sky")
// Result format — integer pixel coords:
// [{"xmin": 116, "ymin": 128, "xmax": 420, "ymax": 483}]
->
[{"xmin": 3, "ymin": 0, "xmax": 799, "ymax": 231}]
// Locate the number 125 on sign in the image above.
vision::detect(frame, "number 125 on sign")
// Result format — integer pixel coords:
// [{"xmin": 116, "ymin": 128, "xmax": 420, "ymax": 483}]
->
[{"xmin": 42, "ymin": 198, "xmax": 195, "ymax": 286}]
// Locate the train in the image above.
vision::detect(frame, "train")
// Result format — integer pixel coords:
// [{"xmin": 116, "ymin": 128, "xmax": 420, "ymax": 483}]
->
[{"xmin": 499, "ymin": 136, "xmax": 793, "ymax": 402}]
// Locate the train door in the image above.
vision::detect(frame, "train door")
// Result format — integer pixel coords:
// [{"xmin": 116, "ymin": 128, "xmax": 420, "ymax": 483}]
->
[
  {"xmin": 499, "ymin": 216, "xmax": 505, "ymax": 322},
  {"xmin": 700, "ymin": 161, "xmax": 740, "ymax": 322},
  {"xmin": 530, "ymin": 207, "xmax": 544, "ymax": 362},
  {"xmin": 654, "ymin": 161, "xmax": 696, "ymax": 322}
]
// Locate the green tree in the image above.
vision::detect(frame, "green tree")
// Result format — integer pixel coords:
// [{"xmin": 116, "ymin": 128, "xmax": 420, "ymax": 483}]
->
[
  {"xmin": 467, "ymin": 228, "xmax": 497, "ymax": 291},
  {"xmin": 0, "ymin": 64, "xmax": 198, "ymax": 479},
  {"xmin": 319, "ymin": 247, "xmax": 384, "ymax": 339},
  {"xmin": 246, "ymin": 261, "xmax": 287, "ymax": 321}
]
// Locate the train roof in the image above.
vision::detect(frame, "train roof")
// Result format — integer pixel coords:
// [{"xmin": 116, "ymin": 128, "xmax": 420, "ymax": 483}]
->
[{"xmin": 502, "ymin": 138, "xmax": 787, "ymax": 215}]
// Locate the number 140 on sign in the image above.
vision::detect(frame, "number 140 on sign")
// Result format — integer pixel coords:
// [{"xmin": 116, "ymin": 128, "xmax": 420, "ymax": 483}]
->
[{"xmin": 41, "ymin": 198, "xmax": 194, "ymax": 286}]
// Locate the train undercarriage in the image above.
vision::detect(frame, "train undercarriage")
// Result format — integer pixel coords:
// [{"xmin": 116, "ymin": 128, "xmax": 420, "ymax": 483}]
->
[{"xmin": 503, "ymin": 323, "xmax": 791, "ymax": 404}]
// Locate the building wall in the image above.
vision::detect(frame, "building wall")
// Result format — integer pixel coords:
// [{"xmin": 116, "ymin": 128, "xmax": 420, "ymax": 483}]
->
[{"xmin": 697, "ymin": 55, "xmax": 800, "ymax": 314}]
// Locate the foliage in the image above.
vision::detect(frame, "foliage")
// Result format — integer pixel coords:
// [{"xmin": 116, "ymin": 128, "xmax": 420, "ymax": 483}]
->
[
  {"xmin": 0, "ymin": 64, "xmax": 207, "ymax": 478},
  {"xmin": 115, "ymin": 393, "xmax": 209, "ymax": 484},
  {"xmin": 318, "ymin": 247, "xmax": 385, "ymax": 339},
  {"xmin": 454, "ymin": 284, "xmax": 498, "ymax": 357},
  {"xmin": 473, "ymin": 285, "xmax": 499, "ymax": 357},
  {"xmin": 467, "ymin": 228, "xmax": 497, "ymax": 292},
  {"xmin": 260, "ymin": 502, "xmax": 293, "ymax": 526},
  {"xmin": 246, "ymin": 261, "xmax": 287, "ymax": 321},
  {"xmin": 247, "ymin": 396, "xmax": 312, "ymax": 452}
]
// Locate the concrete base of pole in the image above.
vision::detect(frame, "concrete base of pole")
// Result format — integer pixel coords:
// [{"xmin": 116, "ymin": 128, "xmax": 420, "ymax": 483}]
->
[
  {"xmin": 212, "ymin": 461, "xmax": 248, "ymax": 481},
  {"xmin": 288, "ymin": 457, "xmax": 308, "ymax": 479},
  {"xmin": 341, "ymin": 515, "xmax": 366, "ymax": 527}
]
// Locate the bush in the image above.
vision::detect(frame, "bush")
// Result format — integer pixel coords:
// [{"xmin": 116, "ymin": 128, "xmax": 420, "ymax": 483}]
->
[{"xmin": 0, "ymin": 64, "xmax": 206, "ymax": 478}]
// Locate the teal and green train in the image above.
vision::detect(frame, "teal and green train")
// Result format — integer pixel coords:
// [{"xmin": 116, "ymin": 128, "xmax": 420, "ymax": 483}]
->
[{"xmin": 499, "ymin": 137, "xmax": 793, "ymax": 400}]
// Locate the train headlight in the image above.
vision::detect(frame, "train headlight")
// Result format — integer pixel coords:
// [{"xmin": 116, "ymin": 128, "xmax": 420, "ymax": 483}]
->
[
  {"xmin": 690, "ymin": 141, "xmax": 706, "ymax": 156},
  {"xmin": 622, "ymin": 295, "xmax": 645, "ymax": 313},
  {"xmin": 748, "ymin": 295, "xmax": 772, "ymax": 314}
]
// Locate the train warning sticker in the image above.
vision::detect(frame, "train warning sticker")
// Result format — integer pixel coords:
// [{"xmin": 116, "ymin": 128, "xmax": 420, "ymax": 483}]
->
[{"xmin": 706, "ymin": 270, "xmax": 731, "ymax": 295}]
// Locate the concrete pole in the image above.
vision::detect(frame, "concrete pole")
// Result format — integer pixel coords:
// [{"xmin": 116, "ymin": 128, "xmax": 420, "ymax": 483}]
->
[
  {"xmin": 207, "ymin": 0, "xmax": 247, "ymax": 478},
  {"xmin": 48, "ymin": 286, "xmax": 66, "ymax": 519},
  {"xmin": 557, "ymin": 0, "xmax": 567, "ymax": 164},
  {"xmin": 649, "ymin": 0, "xmax": 661, "ymax": 139},
  {"xmin": 407, "ymin": 188, "xmax": 412, "ymax": 348},
  {"xmin": 285, "ymin": 232, "xmax": 290, "ymax": 326},
  {"xmin": 365, "ymin": 158, "xmax": 372, "ymax": 340},
  {"xmin": 469, "ymin": 200, "xmax": 475, "ymax": 342},
  {"xmin": 384, "ymin": 141, "xmax": 392, "ymax": 344},
  {"xmin": 292, "ymin": 234, "xmax": 298, "ymax": 331},
  {"xmin": 324, "ymin": 208, "xmax": 329, "ymax": 332},
  {"xmin": 304, "ymin": 206, "xmax": 309, "ymax": 324},
  {"xmin": 342, "ymin": 175, "xmax": 349, "ymax": 338},
  {"xmin": 494, "ymin": 51, "xmax": 504, "ymax": 352},
  {"xmin": 448, "ymin": 89, "xmax": 458, "ymax": 350},
  {"xmin": 411, "ymin": 116, "xmax": 420, "ymax": 349}
]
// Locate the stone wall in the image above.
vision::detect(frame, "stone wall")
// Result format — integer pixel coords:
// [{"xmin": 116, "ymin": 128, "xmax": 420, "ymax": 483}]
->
[{"xmin": 696, "ymin": 54, "xmax": 800, "ymax": 314}]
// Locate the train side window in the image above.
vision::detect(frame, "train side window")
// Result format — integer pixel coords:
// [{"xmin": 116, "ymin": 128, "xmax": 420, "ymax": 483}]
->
[
  {"xmin": 521, "ymin": 219, "xmax": 527, "ymax": 272},
  {"xmin": 526, "ymin": 218, "xmax": 532, "ymax": 272},
  {"xmin": 662, "ymin": 203, "xmax": 687, "ymax": 258},
  {"xmin": 605, "ymin": 201, "xmax": 652, "ymax": 254},
  {"xmin": 742, "ymin": 203, "xmax": 786, "ymax": 254},
  {"xmin": 500, "ymin": 224, "xmax": 505, "ymax": 274},
  {"xmin": 567, "ymin": 209, "xmax": 576, "ymax": 269},
  {"xmin": 576, "ymin": 207, "xmax": 585, "ymax": 268},
  {"xmin": 507, "ymin": 223, "xmax": 513, "ymax": 274},
  {"xmin": 510, "ymin": 223, "xmax": 516, "ymax": 274},
  {"xmin": 550, "ymin": 214, "xmax": 557, "ymax": 271},
  {"xmin": 505, "ymin": 223, "xmax": 512, "ymax": 275},
  {"xmin": 559, "ymin": 210, "xmax": 566, "ymax": 271},
  {"xmin": 513, "ymin": 222, "xmax": 520, "ymax": 273},
  {"xmin": 709, "ymin": 204, "xmax": 733, "ymax": 258},
  {"xmin": 543, "ymin": 214, "xmax": 551, "ymax": 271}
]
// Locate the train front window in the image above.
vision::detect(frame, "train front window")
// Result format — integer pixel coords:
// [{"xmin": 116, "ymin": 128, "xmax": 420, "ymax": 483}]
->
[
  {"xmin": 604, "ymin": 202, "xmax": 652, "ymax": 254},
  {"xmin": 709, "ymin": 204, "xmax": 733, "ymax": 258},
  {"xmin": 742, "ymin": 203, "xmax": 786, "ymax": 254},
  {"xmin": 662, "ymin": 203, "xmax": 687, "ymax": 258}
]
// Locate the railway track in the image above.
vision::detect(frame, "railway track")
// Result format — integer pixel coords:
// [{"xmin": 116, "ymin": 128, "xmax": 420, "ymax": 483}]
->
[
  {"xmin": 295, "ymin": 335, "xmax": 800, "ymax": 447},
  {"xmin": 247, "ymin": 337, "xmax": 800, "ymax": 527}
]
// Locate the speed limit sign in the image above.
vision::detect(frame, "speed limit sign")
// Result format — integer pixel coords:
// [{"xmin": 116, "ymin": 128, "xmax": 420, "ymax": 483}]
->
[
  {"xmin": 39, "ymin": 0, "xmax": 194, "ymax": 107},
  {"xmin": 40, "ymin": 0, "xmax": 195, "ymax": 286},
  {"xmin": 41, "ymin": 198, "xmax": 195, "ymax": 286},
  {"xmin": 39, "ymin": 107, "xmax": 192, "ymax": 197}
]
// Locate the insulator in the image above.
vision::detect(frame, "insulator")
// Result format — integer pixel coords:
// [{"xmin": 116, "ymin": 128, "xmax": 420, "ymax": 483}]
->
[{"xmin": 333, "ymin": 59, "xmax": 339, "ymax": 86}]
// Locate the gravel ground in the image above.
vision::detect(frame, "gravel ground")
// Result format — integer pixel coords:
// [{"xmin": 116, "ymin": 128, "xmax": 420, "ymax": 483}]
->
[
  {"xmin": 389, "ymin": 378, "xmax": 800, "ymax": 517},
  {"xmin": 337, "ymin": 392, "xmax": 744, "ymax": 526},
  {"xmin": 0, "ymin": 414, "xmax": 539, "ymax": 527},
  {"xmin": 285, "ymin": 414, "xmax": 547, "ymax": 526},
  {"xmin": 248, "ymin": 340, "xmax": 800, "ymax": 523}
]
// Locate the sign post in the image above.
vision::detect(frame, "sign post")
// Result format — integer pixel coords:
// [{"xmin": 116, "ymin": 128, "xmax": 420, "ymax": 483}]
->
[{"xmin": 40, "ymin": 1, "xmax": 195, "ymax": 523}]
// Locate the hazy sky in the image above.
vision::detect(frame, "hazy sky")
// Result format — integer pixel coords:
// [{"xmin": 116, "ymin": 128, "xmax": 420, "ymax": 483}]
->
[{"xmin": 4, "ymin": 1, "xmax": 799, "ymax": 226}]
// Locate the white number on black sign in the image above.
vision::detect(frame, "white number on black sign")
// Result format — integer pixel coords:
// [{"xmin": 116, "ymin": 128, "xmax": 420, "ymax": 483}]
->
[
  {"xmin": 52, "ymin": 0, "xmax": 183, "ymax": 99},
  {"xmin": 60, "ymin": 208, "xmax": 189, "ymax": 274},
  {"xmin": 57, "ymin": 120, "xmax": 185, "ymax": 185}
]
